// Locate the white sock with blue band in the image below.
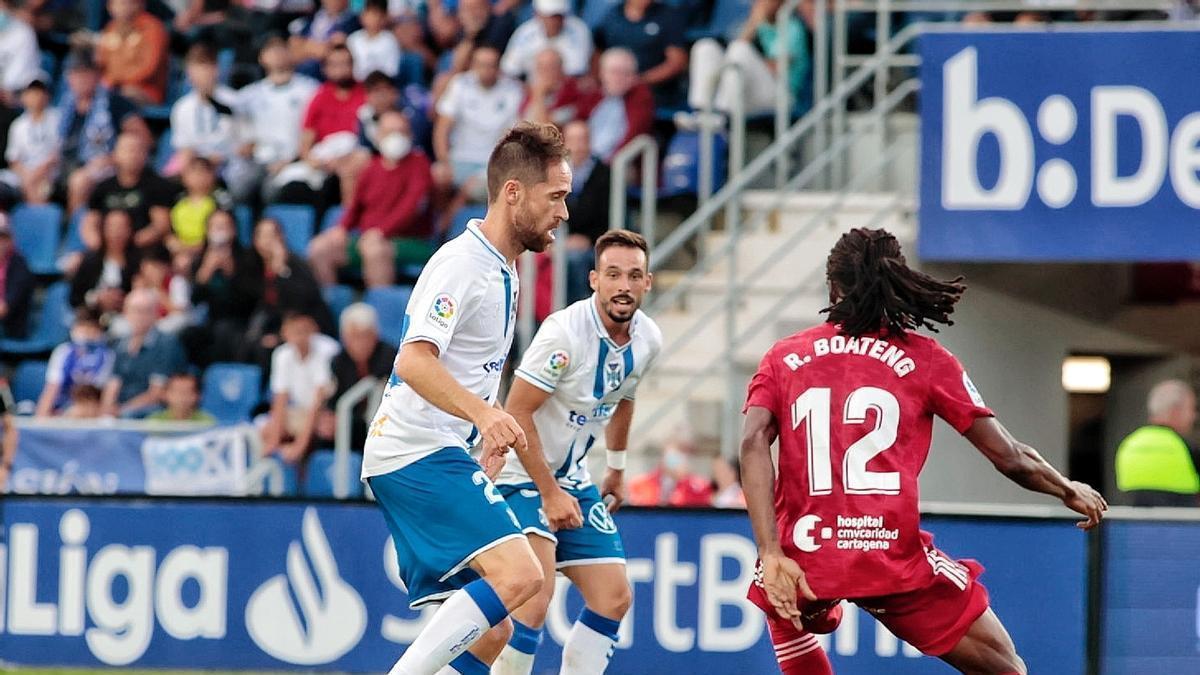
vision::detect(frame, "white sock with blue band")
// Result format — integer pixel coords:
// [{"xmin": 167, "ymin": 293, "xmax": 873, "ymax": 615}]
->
[
  {"xmin": 491, "ymin": 619, "xmax": 543, "ymax": 674},
  {"xmin": 390, "ymin": 579, "xmax": 510, "ymax": 675},
  {"xmin": 559, "ymin": 607, "xmax": 620, "ymax": 675}
]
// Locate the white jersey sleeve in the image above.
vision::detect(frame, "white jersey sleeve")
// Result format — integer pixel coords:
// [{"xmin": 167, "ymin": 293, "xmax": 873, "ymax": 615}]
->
[
  {"xmin": 514, "ymin": 316, "xmax": 577, "ymax": 394},
  {"xmin": 402, "ymin": 251, "xmax": 483, "ymax": 354},
  {"xmin": 619, "ymin": 316, "xmax": 662, "ymax": 401}
]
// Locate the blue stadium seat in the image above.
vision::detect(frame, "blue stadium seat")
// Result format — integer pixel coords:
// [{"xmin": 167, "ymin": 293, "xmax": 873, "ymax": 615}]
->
[
  {"xmin": 264, "ymin": 204, "xmax": 316, "ymax": 254},
  {"xmin": 200, "ymin": 363, "xmax": 263, "ymax": 425},
  {"xmin": 364, "ymin": 285, "xmax": 414, "ymax": 346},
  {"xmin": 235, "ymin": 204, "xmax": 254, "ymax": 246},
  {"xmin": 694, "ymin": 0, "xmax": 753, "ymax": 41},
  {"xmin": 659, "ymin": 130, "xmax": 728, "ymax": 198},
  {"xmin": 260, "ymin": 455, "xmax": 299, "ymax": 496},
  {"xmin": 154, "ymin": 128, "xmax": 173, "ymax": 172},
  {"xmin": 61, "ymin": 208, "xmax": 86, "ymax": 255},
  {"xmin": 11, "ymin": 204, "xmax": 63, "ymax": 274},
  {"xmin": 323, "ymin": 284, "xmax": 356, "ymax": 324},
  {"xmin": 0, "ymin": 282, "xmax": 71, "ymax": 355},
  {"xmin": 447, "ymin": 204, "xmax": 486, "ymax": 240},
  {"xmin": 303, "ymin": 449, "xmax": 365, "ymax": 498},
  {"xmin": 11, "ymin": 360, "xmax": 47, "ymax": 406},
  {"xmin": 321, "ymin": 206, "xmax": 344, "ymax": 232}
]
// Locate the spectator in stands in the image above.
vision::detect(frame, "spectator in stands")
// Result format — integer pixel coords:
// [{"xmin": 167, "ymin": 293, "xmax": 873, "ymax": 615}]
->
[
  {"xmin": 1115, "ymin": 380, "xmax": 1200, "ymax": 507},
  {"xmin": 235, "ymin": 36, "xmax": 319, "ymax": 205},
  {"xmin": 687, "ymin": 0, "xmax": 810, "ymax": 120},
  {"xmin": 520, "ymin": 48, "xmax": 586, "ymax": 128},
  {"xmin": 102, "ymin": 287, "xmax": 187, "ymax": 417},
  {"xmin": 502, "ymin": 0, "xmax": 592, "ymax": 79},
  {"xmin": 580, "ymin": 47, "xmax": 654, "ymax": 162},
  {"xmin": 80, "ymin": 132, "xmax": 174, "ymax": 258},
  {"xmin": 429, "ymin": 0, "xmax": 515, "ymax": 58},
  {"xmin": 347, "ymin": 0, "xmax": 401, "ymax": 81},
  {"xmin": 593, "ymin": 0, "xmax": 688, "ymax": 107},
  {"xmin": 71, "ymin": 208, "xmax": 139, "ymax": 313},
  {"xmin": 309, "ymin": 109, "xmax": 433, "ymax": 288},
  {"xmin": 36, "ymin": 308, "xmax": 116, "ymax": 417},
  {"xmin": 262, "ymin": 310, "xmax": 340, "ymax": 464},
  {"xmin": 394, "ymin": 12, "xmax": 435, "ymax": 75},
  {"xmin": 128, "ymin": 249, "xmax": 193, "ymax": 335},
  {"xmin": 148, "ymin": 372, "xmax": 216, "ymax": 423},
  {"xmin": 0, "ymin": 378, "xmax": 15, "ymax": 488},
  {"xmin": 62, "ymin": 384, "xmax": 105, "ymax": 419},
  {"xmin": 243, "ymin": 217, "xmax": 334, "ymax": 367},
  {"xmin": 169, "ymin": 156, "xmax": 228, "ymax": 255},
  {"xmin": 711, "ymin": 455, "xmax": 746, "ymax": 508},
  {"xmin": 290, "ymin": 0, "xmax": 360, "ymax": 77},
  {"xmin": 561, "ymin": 119, "xmax": 608, "ymax": 300},
  {"xmin": 59, "ymin": 50, "xmax": 150, "ymax": 216},
  {"xmin": 433, "ymin": 45, "xmax": 522, "ymax": 209},
  {"xmin": 96, "ymin": 0, "xmax": 169, "ymax": 105},
  {"xmin": 628, "ymin": 437, "xmax": 714, "ymax": 506},
  {"xmin": 0, "ymin": 214, "xmax": 33, "ymax": 338},
  {"xmin": 184, "ymin": 209, "xmax": 258, "ymax": 365},
  {"xmin": 3, "ymin": 78, "xmax": 60, "ymax": 204},
  {"xmin": 0, "ymin": 0, "xmax": 39, "ymax": 103},
  {"xmin": 295, "ymin": 45, "xmax": 368, "ymax": 206},
  {"xmin": 355, "ymin": 70, "xmax": 398, "ymax": 154},
  {"xmin": 173, "ymin": 0, "xmax": 250, "ymax": 54},
  {"xmin": 170, "ymin": 44, "xmax": 252, "ymax": 188},
  {"xmin": 318, "ymin": 302, "xmax": 394, "ymax": 449}
]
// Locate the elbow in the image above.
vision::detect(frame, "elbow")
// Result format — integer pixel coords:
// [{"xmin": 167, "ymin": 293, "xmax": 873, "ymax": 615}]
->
[{"xmin": 995, "ymin": 445, "xmax": 1036, "ymax": 482}]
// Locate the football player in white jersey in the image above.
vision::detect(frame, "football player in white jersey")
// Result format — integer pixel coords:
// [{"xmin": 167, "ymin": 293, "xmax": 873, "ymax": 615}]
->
[
  {"xmin": 491, "ymin": 230, "xmax": 662, "ymax": 675},
  {"xmin": 362, "ymin": 122, "xmax": 570, "ymax": 675}
]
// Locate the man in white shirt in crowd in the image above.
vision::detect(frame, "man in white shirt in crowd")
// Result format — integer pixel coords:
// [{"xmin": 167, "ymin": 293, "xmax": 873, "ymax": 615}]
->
[
  {"xmin": 3, "ymin": 78, "xmax": 60, "ymax": 204},
  {"xmin": 236, "ymin": 36, "xmax": 320, "ymax": 203},
  {"xmin": 263, "ymin": 310, "xmax": 341, "ymax": 464},
  {"xmin": 170, "ymin": 44, "xmax": 254, "ymax": 189},
  {"xmin": 347, "ymin": 0, "xmax": 402, "ymax": 81},
  {"xmin": 0, "ymin": 0, "xmax": 39, "ymax": 103},
  {"xmin": 434, "ymin": 45, "xmax": 524, "ymax": 213},
  {"xmin": 501, "ymin": 0, "xmax": 593, "ymax": 80}
]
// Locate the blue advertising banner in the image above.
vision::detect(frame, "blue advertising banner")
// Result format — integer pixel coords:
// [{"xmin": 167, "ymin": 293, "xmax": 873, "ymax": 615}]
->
[
  {"xmin": 0, "ymin": 498, "xmax": 1088, "ymax": 673},
  {"xmin": 918, "ymin": 30, "xmax": 1200, "ymax": 261},
  {"xmin": 1103, "ymin": 520, "xmax": 1200, "ymax": 674},
  {"xmin": 8, "ymin": 425, "xmax": 250, "ymax": 496}
]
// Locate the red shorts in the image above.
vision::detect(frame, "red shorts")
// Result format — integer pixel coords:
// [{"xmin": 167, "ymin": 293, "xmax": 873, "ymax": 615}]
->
[{"xmin": 748, "ymin": 548, "xmax": 990, "ymax": 657}]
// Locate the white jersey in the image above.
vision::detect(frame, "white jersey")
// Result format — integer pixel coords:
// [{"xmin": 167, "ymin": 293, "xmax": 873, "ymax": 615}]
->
[
  {"xmin": 495, "ymin": 297, "xmax": 662, "ymax": 489},
  {"xmin": 362, "ymin": 220, "xmax": 518, "ymax": 478}
]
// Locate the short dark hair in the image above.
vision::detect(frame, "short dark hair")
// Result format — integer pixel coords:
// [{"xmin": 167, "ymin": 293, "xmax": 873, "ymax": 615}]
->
[
  {"xmin": 823, "ymin": 227, "xmax": 966, "ymax": 337},
  {"xmin": 282, "ymin": 310, "xmax": 316, "ymax": 325},
  {"xmin": 486, "ymin": 122, "xmax": 569, "ymax": 203},
  {"xmin": 326, "ymin": 44, "xmax": 353, "ymax": 64},
  {"xmin": 186, "ymin": 155, "xmax": 215, "ymax": 172},
  {"xmin": 166, "ymin": 371, "xmax": 200, "ymax": 389},
  {"xmin": 185, "ymin": 43, "xmax": 216, "ymax": 65},
  {"xmin": 73, "ymin": 307, "xmax": 102, "ymax": 328},
  {"xmin": 363, "ymin": 70, "xmax": 395, "ymax": 90},
  {"xmin": 259, "ymin": 35, "xmax": 287, "ymax": 55},
  {"xmin": 594, "ymin": 229, "xmax": 648, "ymax": 265},
  {"xmin": 362, "ymin": 0, "xmax": 388, "ymax": 12}
]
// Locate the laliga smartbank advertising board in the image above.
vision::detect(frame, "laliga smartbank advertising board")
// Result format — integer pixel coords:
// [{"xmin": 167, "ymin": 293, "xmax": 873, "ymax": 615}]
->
[{"xmin": 919, "ymin": 30, "xmax": 1200, "ymax": 261}]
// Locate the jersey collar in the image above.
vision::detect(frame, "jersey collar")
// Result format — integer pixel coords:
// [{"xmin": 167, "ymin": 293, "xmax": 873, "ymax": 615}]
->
[
  {"xmin": 588, "ymin": 294, "xmax": 636, "ymax": 351},
  {"xmin": 466, "ymin": 219, "xmax": 515, "ymax": 268}
]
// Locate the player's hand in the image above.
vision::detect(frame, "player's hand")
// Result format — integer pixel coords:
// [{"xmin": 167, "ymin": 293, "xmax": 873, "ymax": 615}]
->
[
  {"xmin": 479, "ymin": 444, "xmax": 507, "ymax": 481},
  {"xmin": 474, "ymin": 406, "xmax": 527, "ymax": 466},
  {"xmin": 544, "ymin": 486, "xmax": 583, "ymax": 531},
  {"xmin": 601, "ymin": 468, "xmax": 625, "ymax": 513},
  {"xmin": 761, "ymin": 551, "xmax": 817, "ymax": 630},
  {"xmin": 1061, "ymin": 480, "xmax": 1107, "ymax": 530}
]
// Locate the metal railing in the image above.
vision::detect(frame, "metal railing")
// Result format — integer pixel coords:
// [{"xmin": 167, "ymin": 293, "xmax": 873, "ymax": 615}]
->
[
  {"xmin": 333, "ymin": 376, "xmax": 383, "ymax": 499},
  {"xmin": 609, "ymin": 135, "xmax": 660, "ymax": 247}
]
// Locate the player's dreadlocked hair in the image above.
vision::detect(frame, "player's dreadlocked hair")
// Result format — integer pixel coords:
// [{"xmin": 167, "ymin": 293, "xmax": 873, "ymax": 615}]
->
[{"xmin": 822, "ymin": 228, "xmax": 966, "ymax": 337}]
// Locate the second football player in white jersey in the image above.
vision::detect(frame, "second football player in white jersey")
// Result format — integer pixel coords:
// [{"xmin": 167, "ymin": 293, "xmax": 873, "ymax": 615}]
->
[{"xmin": 491, "ymin": 230, "xmax": 662, "ymax": 675}]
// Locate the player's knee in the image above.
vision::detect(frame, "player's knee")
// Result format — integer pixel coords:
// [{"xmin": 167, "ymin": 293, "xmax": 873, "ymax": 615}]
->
[
  {"xmin": 489, "ymin": 556, "xmax": 544, "ymax": 608},
  {"xmin": 607, "ymin": 580, "xmax": 633, "ymax": 618}
]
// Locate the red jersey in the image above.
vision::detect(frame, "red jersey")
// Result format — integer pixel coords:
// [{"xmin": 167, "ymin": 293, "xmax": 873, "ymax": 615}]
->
[{"xmin": 744, "ymin": 322, "xmax": 993, "ymax": 599}]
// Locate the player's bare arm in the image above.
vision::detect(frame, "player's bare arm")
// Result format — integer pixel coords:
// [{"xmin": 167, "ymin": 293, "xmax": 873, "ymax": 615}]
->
[
  {"xmin": 601, "ymin": 398, "xmax": 635, "ymax": 513},
  {"xmin": 506, "ymin": 377, "xmax": 584, "ymax": 530},
  {"xmin": 742, "ymin": 405, "xmax": 817, "ymax": 630},
  {"xmin": 395, "ymin": 340, "xmax": 528, "ymax": 468},
  {"xmin": 965, "ymin": 417, "xmax": 1108, "ymax": 530}
]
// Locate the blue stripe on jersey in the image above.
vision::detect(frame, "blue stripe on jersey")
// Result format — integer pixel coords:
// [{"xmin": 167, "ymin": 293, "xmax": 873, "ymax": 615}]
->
[
  {"xmin": 386, "ymin": 314, "xmax": 413, "ymax": 388},
  {"xmin": 502, "ymin": 268, "xmax": 513, "ymax": 338},
  {"xmin": 555, "ymin": 438, "xmax": 577, "ymax": 478},
  {"xmin": 465, "ymin": 426, "xmax": 479, "ymax": 446},
  {"xmin": 592, "ymin": 340, "xmax": 610, "ymax": 399},
  {"xmin": 623, "ymin": 345, "xmax": 635, "ymax": 379},
  {"xmin": 467, "ymin": 223, "xmax": 507, "ymax": 265}
]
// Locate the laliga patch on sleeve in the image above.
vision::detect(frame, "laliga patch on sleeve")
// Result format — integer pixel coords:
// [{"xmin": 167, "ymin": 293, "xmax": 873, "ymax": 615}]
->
[
  {"xmin": 541, "ymin": 349, "xmax": 570, "ymax": 380},
  {"xmin": 963, "ymin": 372, "xmax": 986, "ymax": 407},
  {"xmin": 427, "ymin": 293, "xmax": 458, "ymax": 332}
]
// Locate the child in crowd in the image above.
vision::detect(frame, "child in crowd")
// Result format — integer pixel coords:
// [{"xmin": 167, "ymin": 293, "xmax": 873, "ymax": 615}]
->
[
  {"xmin": 35, "ymin": 309, "xmax": 115, "ymax": 417},
  {"xmin": 3, "ymin": 78, "xmax": 61, "ymax": 204},
  {"xmin": 148, "ymin": 372, "xmax": 216, "ymax": 423}
]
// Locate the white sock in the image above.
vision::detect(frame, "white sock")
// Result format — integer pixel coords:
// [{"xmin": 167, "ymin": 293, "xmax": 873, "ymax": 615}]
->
[
  {"xmin": 491, "ymin": 619, "xmax": 542, "ymax": 674},
  {"xmin": 390, "ymin": 580, "xmax": 508, "ymax": 675},
  {"xmin": 435, "ymin": 649, "xmax": 490, "ymax": 675},
  {"xmin": 560, "ymin": 608, "xmax": 620, "ymax": 675}
]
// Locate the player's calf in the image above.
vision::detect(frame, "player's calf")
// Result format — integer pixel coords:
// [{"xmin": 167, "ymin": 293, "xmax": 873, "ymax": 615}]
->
[{"xmin": 766, "ymin": 614, "xmax": 833, "ymax": 675}]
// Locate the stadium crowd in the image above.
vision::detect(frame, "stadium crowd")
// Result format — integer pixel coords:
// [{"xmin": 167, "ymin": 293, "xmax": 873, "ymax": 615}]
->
[{"xmin": 0, "ymin": 0, "xmax": 1193, "ymax": 498}]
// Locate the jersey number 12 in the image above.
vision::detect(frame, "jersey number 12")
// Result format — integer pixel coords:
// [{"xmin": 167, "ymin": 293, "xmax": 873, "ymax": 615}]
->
[{"xmin": 791, "ymin": 386, "xmax": 901, "ymax": 496}]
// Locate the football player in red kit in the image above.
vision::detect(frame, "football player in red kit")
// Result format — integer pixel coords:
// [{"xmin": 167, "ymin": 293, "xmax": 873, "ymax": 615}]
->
[{"xmin": 740, "ymin": 228, "xmax": 1107, "ymax": 674}]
